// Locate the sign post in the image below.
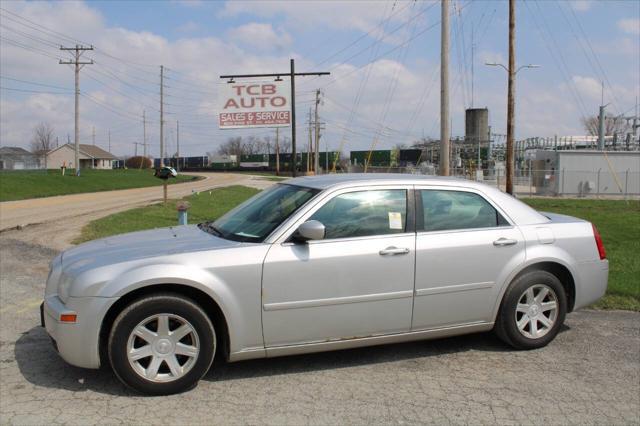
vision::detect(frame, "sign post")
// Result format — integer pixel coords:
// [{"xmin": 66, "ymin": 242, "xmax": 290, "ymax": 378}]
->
[{"xmin": 220, "ymin": 60, "xmax": 329, "ymax": 177}]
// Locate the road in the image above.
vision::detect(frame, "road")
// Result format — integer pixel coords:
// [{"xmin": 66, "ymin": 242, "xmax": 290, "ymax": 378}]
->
[
  {"xmin": 0, "ymin": 173, "xmax": 275, "ymax": 250},
  {"xmin": 0, "ymin": 172, "xmax": 269, "ymax": 231},
  {"xmin": 0, "ymin": 236, "xmax": 638, "ymax": 425}
]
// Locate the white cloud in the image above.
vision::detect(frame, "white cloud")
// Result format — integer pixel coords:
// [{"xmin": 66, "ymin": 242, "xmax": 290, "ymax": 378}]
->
[
  {"xmin": 572, "ymin": 75, "xmax": 603, "ymax": 102},
  {"xmin": 219, "ymin": 0, "xmax": 418, "ymax": 34},
  {"xmin": 571, "ymin": 1, "xmax": 592, "ymax": 12},
  {"xmin": 617, "ymin": 18, "xmax": 640, "ymax": 36},
  {"xmin": 228, "ymin": 23, "xmax": 292, "ymax": 51}
]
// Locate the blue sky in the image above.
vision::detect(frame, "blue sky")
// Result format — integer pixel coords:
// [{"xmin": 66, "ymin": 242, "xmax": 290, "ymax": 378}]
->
[{"xmin": 1, "ymin": 0, "xmax": 638, "ymax": 157}]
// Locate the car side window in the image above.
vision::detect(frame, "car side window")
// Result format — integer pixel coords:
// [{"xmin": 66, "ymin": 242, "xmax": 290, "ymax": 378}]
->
[
  {"xmin": 310, "ymin": 189, "xmax": 407, "ymax": 239},
  {"xmin": 420, "ymin": 190, "xmax": 509, "ymax": 232}
]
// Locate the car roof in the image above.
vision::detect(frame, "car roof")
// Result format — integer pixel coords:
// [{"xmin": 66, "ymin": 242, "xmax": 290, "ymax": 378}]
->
[
  {"xmin": 287, "ymin": 173, "xmax": 469, "ymax": 190},
  {"xmin": 285, "ymin": 173, "xmax": 549, "ymax": 226}
]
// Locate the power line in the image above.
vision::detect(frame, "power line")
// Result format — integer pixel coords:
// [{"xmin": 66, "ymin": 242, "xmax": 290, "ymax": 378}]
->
[
  {"xmin": 0, "ymin": 86, "xmax": 70, "ymax": 95},
  {"xmin": 0, "ymin": 75, "xmax": 71, "ymax": 90}
]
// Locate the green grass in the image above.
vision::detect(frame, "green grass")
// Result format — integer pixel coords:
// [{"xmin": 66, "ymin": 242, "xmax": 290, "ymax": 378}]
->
[
  {"xmin": 75, "ymin": 185, "xmax": 259, "ymax": 243},
  {"xmin": 522, "ymin": 198, "xmax": 640, "ymax": 311},
  {"xmin": 258, "ymin": 176, "xmax": 289, "ymax": 182},
  {"xmin": 0, "ymin": 169, "xmax": 198, "ymax": 202}
]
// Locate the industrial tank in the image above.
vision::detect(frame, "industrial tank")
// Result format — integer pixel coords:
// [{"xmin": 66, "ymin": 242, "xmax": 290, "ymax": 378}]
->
[{"xmin": 465, "ymin": 108, "xmax": 489, "ymax": 144}]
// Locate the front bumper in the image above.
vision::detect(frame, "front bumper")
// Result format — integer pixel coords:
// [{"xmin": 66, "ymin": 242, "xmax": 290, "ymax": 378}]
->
[{"xmin": 41, "ymin": 294, "xmax": 118, "ymax": 369}]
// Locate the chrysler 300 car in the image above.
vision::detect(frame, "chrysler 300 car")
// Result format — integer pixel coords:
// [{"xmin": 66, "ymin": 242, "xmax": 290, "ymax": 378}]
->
[{"xmin": 41, "ymin": 174, "xmax": 608, "ymax": 394}]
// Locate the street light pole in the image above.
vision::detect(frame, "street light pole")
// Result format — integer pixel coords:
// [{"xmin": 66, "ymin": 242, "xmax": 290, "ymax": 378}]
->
[{"xmin": 485, "ymin": 55, "xmax": 539, "ymax": 194}]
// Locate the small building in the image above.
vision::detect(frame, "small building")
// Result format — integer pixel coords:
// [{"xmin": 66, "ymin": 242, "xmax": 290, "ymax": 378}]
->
[
  {"xmin": 46, "ymin": 144, "xmax": 117, "ymax": 169},
  {"xmin": 0, "ymin": 146, "xmax": 44, "ymax": 170},
  {"xmin": 532, "ymin": 150, "xmax": 640, "ymax": 196}
]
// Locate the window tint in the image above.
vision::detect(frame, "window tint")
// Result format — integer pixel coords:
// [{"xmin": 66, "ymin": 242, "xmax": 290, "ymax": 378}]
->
[
  {"xmin": 420, "ymin": 190, "xmax": 508, "ymax": 232},
  {"xmin": 310, "ymin": 190, "xmax": 407, "ymax": 239}
]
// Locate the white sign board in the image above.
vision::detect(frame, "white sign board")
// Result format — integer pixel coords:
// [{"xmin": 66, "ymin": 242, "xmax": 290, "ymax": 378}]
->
[{"xmin": 219, "ymin": 81, "xmax": 291, "ymax": 129}]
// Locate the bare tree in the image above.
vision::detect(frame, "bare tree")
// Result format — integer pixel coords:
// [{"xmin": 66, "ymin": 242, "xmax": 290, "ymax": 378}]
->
[
  {"xmin": 581, "ymin": 115, "xmax": 630, "ymax": 136},
  {"xmin": 30, "ymin": 122, "xmax": 54, "ymax": 168},
  {"xmin": 216, "ymin": 136, "xmax": 244, "ymax": 157}
]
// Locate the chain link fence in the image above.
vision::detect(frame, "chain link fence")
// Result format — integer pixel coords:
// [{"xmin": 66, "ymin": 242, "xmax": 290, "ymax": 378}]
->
[{"xmin": 346, "ymin": 165, "xmax": 640, "ymax": 198}]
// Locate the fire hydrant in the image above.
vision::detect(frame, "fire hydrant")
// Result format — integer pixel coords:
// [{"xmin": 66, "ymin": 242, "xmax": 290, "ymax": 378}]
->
[{"xmin": 177, "ymin": 201, "xmax": 190, "ymax": 225}]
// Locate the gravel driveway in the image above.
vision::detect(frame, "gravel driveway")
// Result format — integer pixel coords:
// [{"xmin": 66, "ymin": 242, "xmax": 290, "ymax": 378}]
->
[{"xmin": 1, "ymin": 236, "xmax": 638, "ymax": 425}]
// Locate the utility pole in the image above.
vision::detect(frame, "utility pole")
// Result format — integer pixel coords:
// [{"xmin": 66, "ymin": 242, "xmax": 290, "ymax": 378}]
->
[
  {"xmin": 506, "ymin": 0, "xmax": 516, "ymax": 194},
  {"xmin": 471, "ymin": 27, "xmax": 475, "ymax": 108},
  {"xmin": 308, "ymin": 108, "xmax": 313, "ymax": 173},
  {"xmin": 176, "ymin": 120, "xmax": 180, "ymax": 172},
  {"xmin": 598, "ymin": 104, "xmax": 606, "ymax": 151},
  {"xmin": 143, "ymin": 110, "xmax": 147, "ymax": 158},
  {"xmin": 60, "ymin": 44, "xmax": 93, "ymax": 174},
  {"xmin": 440, "ymin": 0, "xmax": 450, "ymax": 176},
  {"xmin": 219, "ymin": 59, "xmax": 330, "ymax": 177},
  {"xmin": 160, "ymin": 65, "xmax": 164, "ymax": 167},
  {"xmin": 92, "ymin": 126, "xmax": 95, "ymax": 146},
  {"xmin": 314, "ymin": 89, "xmax": 321, "ymax": 173},
  {"xmin": 133, "ymin": 141, "xmax": 144, "ymax": 156},
  {"xmin": 275, "ymin": 127, "xmax": 280, "ymax": 176},
  {"xmin": 108, "ymin": 129, "xmax": 111, "ymax": 153}
]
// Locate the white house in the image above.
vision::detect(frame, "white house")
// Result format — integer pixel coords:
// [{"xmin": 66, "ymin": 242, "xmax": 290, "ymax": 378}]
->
[{"xmin": 46, "ymin": 144, "xmax": 117, "ymax": 169}]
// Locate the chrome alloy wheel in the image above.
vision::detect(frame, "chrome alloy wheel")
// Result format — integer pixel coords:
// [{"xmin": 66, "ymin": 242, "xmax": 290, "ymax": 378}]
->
[
  {"xmin": 126, "ymin": 313, "xmax": 200, "ymax": 383},
  {"xmin": 515, "ymin": 284, "xmax": 559, "ymax": 339}
]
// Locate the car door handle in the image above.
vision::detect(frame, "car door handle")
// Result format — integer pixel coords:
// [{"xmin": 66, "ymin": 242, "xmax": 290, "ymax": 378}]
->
[
  {"xmin": 493, "ymin": 238, "xmax": 517, "ymax": 247},
  {"xmin": 379, "ymin": 246, "xmax": 410, "ymax": 256}
]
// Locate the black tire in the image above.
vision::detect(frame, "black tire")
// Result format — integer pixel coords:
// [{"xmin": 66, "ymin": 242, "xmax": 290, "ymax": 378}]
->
[
  {"xmin": 495, "ymin": 270, "xmax": 567, "ymax": 350},
  {"xmin": 108, "ymin": 293, "xmax": 216, "ymax": 395}
]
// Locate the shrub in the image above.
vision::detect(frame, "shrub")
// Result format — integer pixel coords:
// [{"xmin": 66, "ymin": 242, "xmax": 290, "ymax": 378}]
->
[{"xmin": 125, "ymin": 156, "xmax": 152, "ymax": 169}]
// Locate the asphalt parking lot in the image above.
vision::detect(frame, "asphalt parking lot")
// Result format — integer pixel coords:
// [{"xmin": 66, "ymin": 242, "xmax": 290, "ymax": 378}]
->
[{"xmin": 1, "ymin": 237, "xmax": 638, "ymax": 425}]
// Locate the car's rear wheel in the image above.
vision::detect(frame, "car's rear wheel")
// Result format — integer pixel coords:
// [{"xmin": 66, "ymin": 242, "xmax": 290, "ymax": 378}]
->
[
  {"xmin": 495, "ymin": 270, "xmax": 567, "ymax": 350},
  {"xmin": 108, "ymin": 294, "xmax": 215, "ymax": 395}
]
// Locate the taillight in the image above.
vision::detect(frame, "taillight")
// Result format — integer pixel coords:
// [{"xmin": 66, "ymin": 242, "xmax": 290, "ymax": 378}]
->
[{"xmin": 592, "ymin": 223, "xmax": 606, "ymax": 260}]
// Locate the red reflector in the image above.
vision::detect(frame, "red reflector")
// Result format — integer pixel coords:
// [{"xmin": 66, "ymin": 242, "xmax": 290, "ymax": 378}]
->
[
  {"xmin": 592, "ymin": 223, "xmax": 606, "ymax": 260},
  {"xmin": 60, "ymin": 314, "xmax": 77, "ymax": 323}
]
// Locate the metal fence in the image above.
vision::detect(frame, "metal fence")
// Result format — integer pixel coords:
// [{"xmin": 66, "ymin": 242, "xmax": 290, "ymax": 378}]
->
[{"xmin": 347, "ymin": 165, "xmax": 640, "ymax": 197}]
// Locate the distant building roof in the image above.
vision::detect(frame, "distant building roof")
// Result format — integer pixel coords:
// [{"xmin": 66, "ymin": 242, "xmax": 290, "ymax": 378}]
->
[
  {"xmin": 47, "ymin": 143, "xmax": 117, "ymax": 160},
  {"xmin": 78, "ymin": 144, "xmax": 117, "ymax": 160},
  {"xmin": 0, "ymin": 146, "xmax": 32, "ymax": 156}
]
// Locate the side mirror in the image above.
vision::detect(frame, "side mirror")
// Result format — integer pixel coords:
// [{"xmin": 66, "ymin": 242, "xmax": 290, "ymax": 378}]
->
[{"xmin": 293, "ymin": 220, "xmax": 325, "ymax": 242}]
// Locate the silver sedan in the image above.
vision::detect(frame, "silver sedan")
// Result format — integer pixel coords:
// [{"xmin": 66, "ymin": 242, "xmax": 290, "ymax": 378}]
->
[{"xmin": 41, "ymin": 174, "xmax": 609, "ymax": 394}]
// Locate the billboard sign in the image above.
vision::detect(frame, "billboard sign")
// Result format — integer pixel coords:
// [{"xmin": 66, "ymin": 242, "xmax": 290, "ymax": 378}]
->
[{"xmin": 219, "ymin": 81, "xmax": 290, "ymax": 129}]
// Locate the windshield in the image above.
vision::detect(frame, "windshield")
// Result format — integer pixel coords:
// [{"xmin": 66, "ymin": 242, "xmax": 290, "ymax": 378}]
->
[{"xmin": 200, "ymin": 184, "xmax": 319, "ymax": 243}]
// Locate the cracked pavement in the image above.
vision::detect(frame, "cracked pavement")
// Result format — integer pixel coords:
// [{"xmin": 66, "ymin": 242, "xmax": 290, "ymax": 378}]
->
[{"xmin": 1, "ymin": 237, "xmax": 639, "ymax": 425}]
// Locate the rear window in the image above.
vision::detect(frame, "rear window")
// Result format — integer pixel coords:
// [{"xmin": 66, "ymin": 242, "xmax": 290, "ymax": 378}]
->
[{"xmin": 420, "ymin": 190, "xmax": 509, "ymax": 232}]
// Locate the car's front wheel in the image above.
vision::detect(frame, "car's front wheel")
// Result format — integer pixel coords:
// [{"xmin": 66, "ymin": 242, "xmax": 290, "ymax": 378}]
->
[
  {"xmin": 108, "ymin": 294, "xmax": 216, "ymax": 395},
  {"xmin": 496, "ymin": 270, "xmax": 567, "ymax": 350}
]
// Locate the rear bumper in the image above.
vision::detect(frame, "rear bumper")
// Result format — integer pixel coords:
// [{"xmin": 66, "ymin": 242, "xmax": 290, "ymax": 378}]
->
[
  {"xmin": 573, "ymin": 259, "xmax": 609, "ymax": 310},
  {"xmin": 42, "ymin": 294, "xmax": 118, "ymax": 369}
]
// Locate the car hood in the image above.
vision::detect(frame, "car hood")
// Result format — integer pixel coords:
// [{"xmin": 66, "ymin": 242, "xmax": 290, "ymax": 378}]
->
[{"xmin": 62, "ymin": 225, "xmax": 240, "ymax": 273}]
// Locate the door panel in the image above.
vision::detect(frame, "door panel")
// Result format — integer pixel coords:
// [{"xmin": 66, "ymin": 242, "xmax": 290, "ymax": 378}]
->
[
  {"xmin": 262, "ymin": 234, "xmax": 415, "ymax": 346},
  {"xmin": 262, "ymin": 186, "xmax": 415, "ymax": 347},
  {"xmin": 412, "ymin": 188, "xmax": 525, "ymax": 330},
  {"xmin": 413, "ymin": 228, "xmax": 524, "ymax": 329}
]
